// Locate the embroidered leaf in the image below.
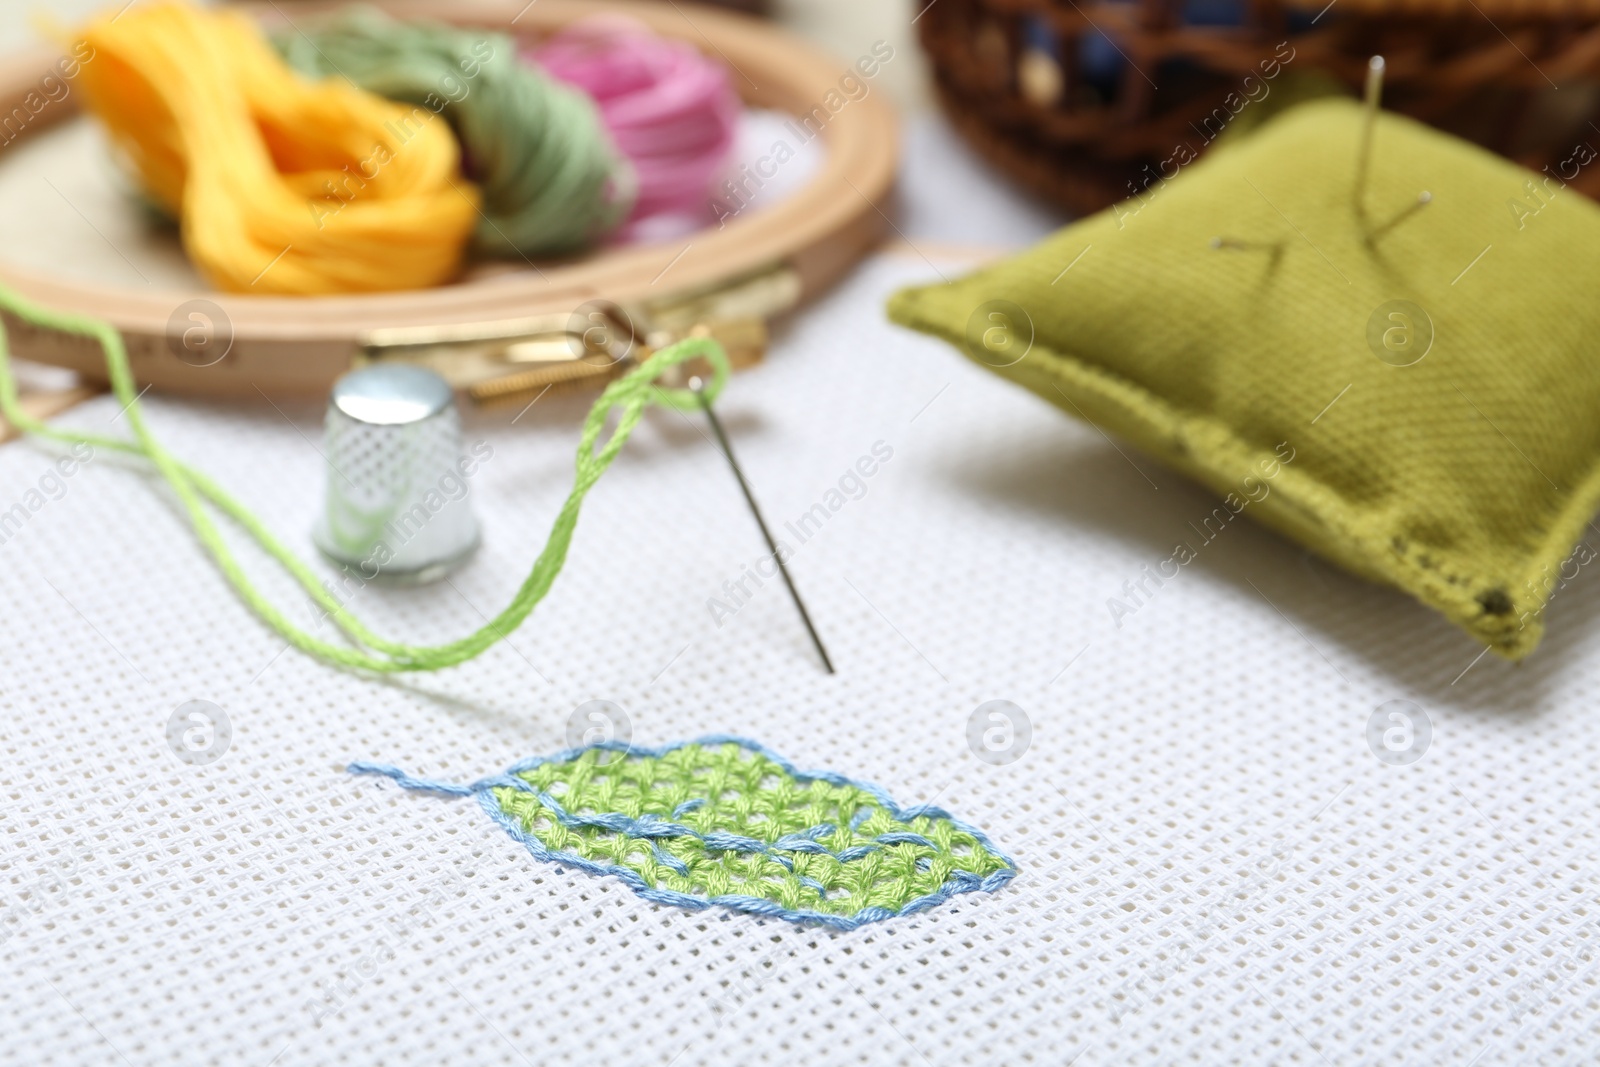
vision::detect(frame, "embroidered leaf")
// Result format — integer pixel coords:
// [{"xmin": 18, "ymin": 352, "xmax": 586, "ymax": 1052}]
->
[{"xmin": 352, "ymin": 737, "xmax": 1017, "ymax": 929}]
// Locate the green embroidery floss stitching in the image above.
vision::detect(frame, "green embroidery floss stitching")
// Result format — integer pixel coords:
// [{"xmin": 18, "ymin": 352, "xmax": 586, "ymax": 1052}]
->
[
  {"xmin": 0, "ymin": 280, "xmax": 728, "ymax": 673},
  {"xmin": 351, "ymin": 737, "xmax": 1021, "ymax": 929}
]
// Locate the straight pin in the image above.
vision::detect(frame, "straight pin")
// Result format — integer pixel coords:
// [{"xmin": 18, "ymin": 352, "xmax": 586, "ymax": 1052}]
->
[
  {"xmin": 1350, "ymin": 55, "xmax": 1433, "ymax": 241},
  {"xmin": 690, "ymin": 376, "xmax": 835, "ymax": 674},
  {"xmin": 1354, "ymin": 55, "xmax": 1385, "ymax": 222},
  {"xmin": 1368, "ymin": 190, "xmax": 1433, "ymax": 242}
]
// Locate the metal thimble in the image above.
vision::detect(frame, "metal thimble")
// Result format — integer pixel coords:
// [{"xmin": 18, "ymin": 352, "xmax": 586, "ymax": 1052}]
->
[{"xmin": 311, "ymin": 364, "xmax": 480, "ymax": 583}]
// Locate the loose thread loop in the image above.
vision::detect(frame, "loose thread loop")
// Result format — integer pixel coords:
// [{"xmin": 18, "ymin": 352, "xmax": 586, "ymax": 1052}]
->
[{"xmin": 0, "ymin": 280, "xmax": 728, "ymax": 674}]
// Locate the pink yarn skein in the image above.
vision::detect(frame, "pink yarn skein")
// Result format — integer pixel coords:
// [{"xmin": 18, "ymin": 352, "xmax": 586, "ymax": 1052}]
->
[{"xmin": 530, "ymin": 17, "xmax": 739, "ymax": 228}]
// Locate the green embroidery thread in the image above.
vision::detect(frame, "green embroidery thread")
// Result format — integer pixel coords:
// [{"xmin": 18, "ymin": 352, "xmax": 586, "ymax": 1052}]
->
[
  {"xmin": 0, "ymin": 279, "xmax": 727, "ymax": 673},
  {"xmin": 351, "ymin": 737, "xmax": 1019, "ymax": 929}
]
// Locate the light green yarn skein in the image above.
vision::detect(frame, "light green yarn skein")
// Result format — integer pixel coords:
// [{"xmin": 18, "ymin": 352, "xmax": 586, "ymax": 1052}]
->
[{"xmin": 278, "ymin": 7, "xmax": 636, "ymax": 256}]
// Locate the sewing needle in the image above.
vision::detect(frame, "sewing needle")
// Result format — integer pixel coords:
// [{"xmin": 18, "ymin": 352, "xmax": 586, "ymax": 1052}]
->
[{"xmin": 689, "ymin": 376, "xmax": 835, "ymax": 674}]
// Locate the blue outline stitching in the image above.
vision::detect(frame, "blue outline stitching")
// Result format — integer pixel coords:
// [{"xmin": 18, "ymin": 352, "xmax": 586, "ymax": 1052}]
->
[{"xmin": 349, "ymin": 734, "xmax": 1019, "ymax": 931}]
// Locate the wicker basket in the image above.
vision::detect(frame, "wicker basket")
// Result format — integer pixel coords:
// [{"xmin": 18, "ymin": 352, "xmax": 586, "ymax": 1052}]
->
[{"xmin": 919, "ymin": 0, "xmax": 1600, "ymax": 214}]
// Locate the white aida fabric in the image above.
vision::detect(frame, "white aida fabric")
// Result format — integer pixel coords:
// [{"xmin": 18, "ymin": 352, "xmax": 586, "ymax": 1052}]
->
[{"xmin": 5, "ymin": 252, "xmax": 1600, "ymax": 1067}]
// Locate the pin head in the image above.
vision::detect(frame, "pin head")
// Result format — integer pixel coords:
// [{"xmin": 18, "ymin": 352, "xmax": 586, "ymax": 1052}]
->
[{"xmin": 1364, "ymin": 55, "xmax": 1386, "ymax": 107}]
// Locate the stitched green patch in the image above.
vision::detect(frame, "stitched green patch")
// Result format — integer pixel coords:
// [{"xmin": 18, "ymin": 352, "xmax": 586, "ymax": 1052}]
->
[{"xmin": 490, "ymin": 741, "xmax": 1014, "ymax": 919}]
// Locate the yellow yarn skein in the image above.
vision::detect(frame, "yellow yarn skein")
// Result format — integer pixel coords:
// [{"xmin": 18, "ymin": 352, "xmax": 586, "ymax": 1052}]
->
[{"xmin": 71, "ymin": 2, "xmax": 479, "ymax": 294}]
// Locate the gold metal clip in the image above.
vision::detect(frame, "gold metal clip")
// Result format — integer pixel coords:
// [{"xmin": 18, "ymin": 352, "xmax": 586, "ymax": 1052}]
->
[{"xmin": 354, "ymin": 263, "xmax": 802, "ymax": 409}]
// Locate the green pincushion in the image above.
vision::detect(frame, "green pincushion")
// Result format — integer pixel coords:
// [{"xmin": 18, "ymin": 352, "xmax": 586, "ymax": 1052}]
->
[{"xmin": 889, "ymin": 98, "xmax": 1600, "ymax": 658}]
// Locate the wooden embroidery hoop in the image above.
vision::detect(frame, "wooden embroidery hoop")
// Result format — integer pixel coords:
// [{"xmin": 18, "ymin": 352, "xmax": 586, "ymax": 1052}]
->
[{"xmin": 0, "ymin": 0, "xmax": 898, "ymax": 400}]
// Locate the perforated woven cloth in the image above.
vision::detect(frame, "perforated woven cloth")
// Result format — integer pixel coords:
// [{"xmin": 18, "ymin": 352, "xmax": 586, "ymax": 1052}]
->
[{"xmin": 4, "ymin": 254, "xmax": 1600, "ymax": 1065}]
